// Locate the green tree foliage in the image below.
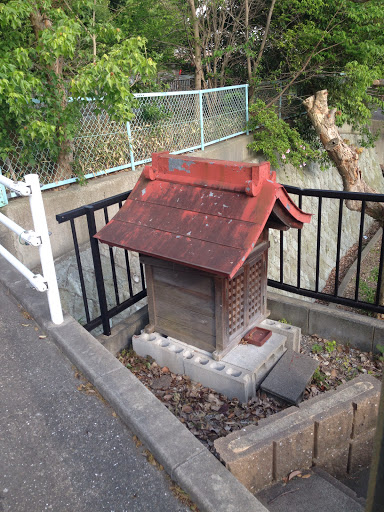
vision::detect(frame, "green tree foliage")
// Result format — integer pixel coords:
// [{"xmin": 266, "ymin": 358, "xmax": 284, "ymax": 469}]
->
[
  {"xmin": 247, "ymin": 0, "xmax": 384, "ymax": 165},
  {"xmin": 248, "ymin": 100, "xmax": 319, "ymax": 168},
  {"xmin": 0, "ymin": 0, "xmax": 156, "ymax": 180},
  {"xmin": 110, "ymin": 0, "xmax": 189, "ymax": 68}
]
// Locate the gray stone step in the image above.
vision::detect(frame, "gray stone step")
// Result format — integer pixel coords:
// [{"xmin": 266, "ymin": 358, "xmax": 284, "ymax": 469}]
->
[
  {"xmin": 260, "ymin": 348, "xmax": 319, "ymax": 405},
  {"xmin": 256, "ymin": 468, "xmax": 365, "ymax": 512}
]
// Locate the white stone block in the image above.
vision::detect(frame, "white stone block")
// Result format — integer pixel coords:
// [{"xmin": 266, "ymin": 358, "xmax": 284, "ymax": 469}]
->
[
  {"xmin": 132, "ymin": 330, "xmax": 289, "ymax": 401},
  {"xmin": 183, "ymin": 355, "xmax": 254, "ymax": 403},
  {"xmin": 222, "ymin": 332, "xmax": 287, "ymax": 388},
  {"xmin": 132, "ymin": 332, "xmax": 186, "ymax": 375},
  {"xmin": 260, "ymin": 319, "xmax": 301, "ymax": 352}
]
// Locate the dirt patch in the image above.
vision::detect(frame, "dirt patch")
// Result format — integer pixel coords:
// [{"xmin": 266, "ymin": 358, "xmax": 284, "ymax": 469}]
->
[
  {"xmin": 300, "ymin": 334, "xmax": 382, "ymax": 399},
  {"xmin": 321, "ymin": 221, "xmax": 380, "ymax": 299},
  {"xmin": 339, "ymin": 234, "xmax": 381, "ymax": 315}
]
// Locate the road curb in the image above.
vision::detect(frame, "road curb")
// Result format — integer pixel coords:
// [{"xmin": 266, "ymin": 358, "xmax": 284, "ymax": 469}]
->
[{"xmin": 0, "ymin": 259, "xmax": 268, "ymax": 512}]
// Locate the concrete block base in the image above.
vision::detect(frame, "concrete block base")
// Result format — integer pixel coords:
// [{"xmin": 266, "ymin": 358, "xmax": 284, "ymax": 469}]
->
[
  {"xmin": 132, "ymin": 330, "xmax": 288, "ymax": 402},
  {"xmin": 260, "ymin": 318, "xmax": 301, "ymax": 352},
  {"xmin": 214, "ymin": 375, "xmax": 380, "ymax": 492}
]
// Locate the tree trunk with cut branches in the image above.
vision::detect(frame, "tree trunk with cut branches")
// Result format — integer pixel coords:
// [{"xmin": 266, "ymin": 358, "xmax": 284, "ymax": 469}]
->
[
  {"xmin": 303, "ymin": 90, "xmax": 384, "ymax": 222},
  {"xmin": 303, "ymin": 89, "xmax": 384, "ymax": 314}
]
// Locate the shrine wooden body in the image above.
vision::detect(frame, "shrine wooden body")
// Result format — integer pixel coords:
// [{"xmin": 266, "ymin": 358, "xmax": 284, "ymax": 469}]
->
[{"xmin": 141, "ymin": 234, "xmax": 269, "ymax": 360}]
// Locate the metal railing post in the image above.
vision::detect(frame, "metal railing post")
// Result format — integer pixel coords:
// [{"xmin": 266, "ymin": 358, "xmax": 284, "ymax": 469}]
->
[
  {"xmin": 85, "ymin": 205, "xmax": 111, "ymax": 336},
  {"xmin": 126, "ymin": 122, "xmax": 135, "ymax": 171},
  {"xmin": 245, "ymin": 84, "xmax": 249, "ymax": 135},
  {"xmin": 25, "ymin": 174, "xmax": 63, "ymax": 325},
  {"xmin": 0, "ymin": 168, "xmax": 8, "ymax": 207},
  {"xmin": 199, "ymin": 90, "xmax": 205, "ymax": 151}
]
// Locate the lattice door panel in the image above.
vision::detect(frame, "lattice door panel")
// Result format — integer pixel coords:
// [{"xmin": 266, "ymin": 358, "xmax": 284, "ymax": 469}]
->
[
  {"xmin": 248, "ymin": 259, "xmax": 263, "ymax": 320},
  {"xmin": 228, "ymin": 271, "xmax": 245, "ymax": 336}
]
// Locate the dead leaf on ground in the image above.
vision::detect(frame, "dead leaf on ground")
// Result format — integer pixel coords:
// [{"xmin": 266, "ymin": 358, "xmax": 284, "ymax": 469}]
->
[
  {"xmin": 288, "ymin": 470, "xmax": 302, "ymax": 481},
  {"xmin": 152, "ymin": 374, "xmax": 172, "ymax": 390}
]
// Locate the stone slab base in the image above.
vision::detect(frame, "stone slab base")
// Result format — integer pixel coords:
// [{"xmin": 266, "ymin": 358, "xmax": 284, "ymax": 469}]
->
[
  {"xmin": 214, "ymin": 375, "xmax": 380, "ymax": 493},
  {"xmin": 260, "ymin": 349, "xmax": 319, "ymax": 405},
  {"xmin": 132, "ymin": 330, "xmax": 288, "ymax": 402}
]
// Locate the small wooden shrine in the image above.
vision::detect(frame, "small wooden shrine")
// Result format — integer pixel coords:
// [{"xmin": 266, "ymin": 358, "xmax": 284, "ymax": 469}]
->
[{"xmin": 95, "ymin": 152, "xmax": 311, "ymax": 359}]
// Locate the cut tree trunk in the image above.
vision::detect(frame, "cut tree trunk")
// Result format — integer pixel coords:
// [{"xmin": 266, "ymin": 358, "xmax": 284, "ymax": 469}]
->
[
  {"xmin": 303, "ymin": 89, "xmax": 384, "ymax": 316},
  {"xmin": 188, "ymin": 0, "xmax": 204, "ymax": 90},
  {"xmin": 303, "ymin": 90, "xmax": 384, "ymax": 222}
]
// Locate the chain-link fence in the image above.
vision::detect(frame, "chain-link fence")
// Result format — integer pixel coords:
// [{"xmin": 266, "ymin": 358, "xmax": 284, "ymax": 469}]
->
[
  {"xmin": 253, "ymin": 81, "xmax": 302, "ymax": 120},
  {"xmin": 2, "ymin": 85, "xmax": 248, "ymax": 202}
]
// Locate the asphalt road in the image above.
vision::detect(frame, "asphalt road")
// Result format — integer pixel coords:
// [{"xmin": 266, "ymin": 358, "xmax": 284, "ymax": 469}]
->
[{"xmin": 0, "ymin": 284, "xmax": 190, "ymax": 512}]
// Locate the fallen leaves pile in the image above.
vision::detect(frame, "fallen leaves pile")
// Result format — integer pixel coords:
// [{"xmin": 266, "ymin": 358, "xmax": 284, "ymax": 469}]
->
[
  {"xmin": 301, "ymin": 334, "xmax": 382, "ymax": 400},
  {"xmin": 118, "ymin": 350, "xmax": 284, "ymax": 451},
  {"xmin": 117, "ymin": 335, "xmax": 382, "ymax": 452}
]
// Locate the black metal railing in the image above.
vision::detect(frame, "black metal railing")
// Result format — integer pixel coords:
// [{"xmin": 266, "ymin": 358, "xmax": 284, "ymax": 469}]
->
[
  {"xmin": 268, "ymin": 186, "xmax": 384, "ymax": 314},
  {"xmin": 57, "ymin": 186, "xmax": 384, "ymax": 336},
  {"xmin": 56, "ymin": 190, "xmax": 147, "ymax": 335}
]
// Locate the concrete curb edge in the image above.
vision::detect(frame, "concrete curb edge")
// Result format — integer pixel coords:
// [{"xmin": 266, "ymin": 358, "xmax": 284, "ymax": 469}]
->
[{"xmin": 0, "ymin": 259, "xmax": 268, "ymax": 512}]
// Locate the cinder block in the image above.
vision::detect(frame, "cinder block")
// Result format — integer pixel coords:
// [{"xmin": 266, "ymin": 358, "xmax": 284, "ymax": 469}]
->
[
  {"xmin": 348, "ymin": 431, "xmax": 376, "ymax": 473},
  {"xmin": 260, "ymin": 318, "xmax": 301, "ymax": 352},
  {"xmin": 215, "ymin": 428, "xmax": 274, "ymax": 493},
  {"xmin": 273, "ymin": 421, "xmax": 314, "ymax": 479},
  {"xmin": 353, "ymin": 387, "xmax": 381, "ymax": 437},
  {"xmin": 227, "ymin": 443, "xmax": 274, "ymax": 493},
  {"xmin": 134, "ymin": 331, "xmax": 274, "ymax": 401},
  {"xmin": 313, "ymin": 446, "xmax": 350, "ymax": 478},
  {"xmin": 184, "ymin": 355, "xmax": 254, "ymax": 402},
  {"xmin": 132, "ymin": 332, "xmax": 186, "ymax": 374},
  {"xmin": 222, "ymin": 331, "xmax": 288, "ymax": 388},
  {"xmin": 314, "ymin": 406, "xmax": 354, "ymax": 456},
  {"xmin": 215, "ymin": 375, "xmax": 381, "ymax": 492}
]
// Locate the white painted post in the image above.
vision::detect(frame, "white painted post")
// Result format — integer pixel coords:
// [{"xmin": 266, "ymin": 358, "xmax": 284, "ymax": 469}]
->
[
  {"xmin": 245, "ymin": 84, "xmax": 249, "ymax": 135},
  {"xmin": 25, "ymin": 174, "xmax": 64, "ymax": 325},
  {"xmin": 199, "ymin": 90, "xmax": 205, "ymax": 151}
]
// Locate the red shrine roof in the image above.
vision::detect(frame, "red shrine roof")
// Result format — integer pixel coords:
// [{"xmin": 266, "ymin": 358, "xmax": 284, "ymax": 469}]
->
[{"xmin": 95, "ymin": 152, "xmax": 311, "ymax": 278}]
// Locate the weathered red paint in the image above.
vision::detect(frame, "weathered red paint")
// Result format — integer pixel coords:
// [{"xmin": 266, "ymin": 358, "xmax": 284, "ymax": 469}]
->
[{"xmin": 95, "ymin": 152, "xmax": 311, "ymax": 278}]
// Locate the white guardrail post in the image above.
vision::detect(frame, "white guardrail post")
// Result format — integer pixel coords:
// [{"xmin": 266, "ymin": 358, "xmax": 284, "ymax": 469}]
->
[
  {"xmin": 24, "ymin": 174, "xmax": 64, "ymax": 325},
  {"xmin": 0, "ymin": 173, "xmax": 63, "ymax": 325}
]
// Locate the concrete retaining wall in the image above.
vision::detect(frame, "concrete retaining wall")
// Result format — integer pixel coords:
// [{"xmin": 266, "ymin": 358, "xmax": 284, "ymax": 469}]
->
[
  {"xmin": 267, "ymin": 291, "xmax": 384, "ymax": 354},
  {"xmin": 214, "ymin": 375, "xmax": 380, "ymax": 492},
  {"xmin": 54, "ymin": 242, "xmax": 146, "ymax": 333}
]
